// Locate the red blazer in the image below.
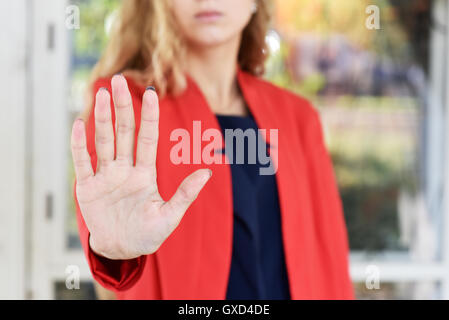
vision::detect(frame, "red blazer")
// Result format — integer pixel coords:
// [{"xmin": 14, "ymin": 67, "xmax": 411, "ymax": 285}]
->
[{"xmin": 75, "ymin": 69, "xmax": 354, "ymax": 300}]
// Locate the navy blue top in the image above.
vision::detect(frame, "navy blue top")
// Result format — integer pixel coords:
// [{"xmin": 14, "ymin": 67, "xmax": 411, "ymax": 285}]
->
[{"xmin": 216, "ymin": 114, "xmax": 290, "ymax": 300}]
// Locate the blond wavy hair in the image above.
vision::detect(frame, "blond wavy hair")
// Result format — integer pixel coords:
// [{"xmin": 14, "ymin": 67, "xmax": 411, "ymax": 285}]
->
[{"xmin": 83, "ymin": 0, "xmax": 272, "ymax": 119}]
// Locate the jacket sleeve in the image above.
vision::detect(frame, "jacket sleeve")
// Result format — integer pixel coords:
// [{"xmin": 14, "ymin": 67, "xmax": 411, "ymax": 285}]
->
[
  {"xmin": 74, "ymin": 78, "xmax": 147, "ymax": 291},
  {"xmin": 302, "ymin": 104, "xmax": 354, "ymax": 299}
]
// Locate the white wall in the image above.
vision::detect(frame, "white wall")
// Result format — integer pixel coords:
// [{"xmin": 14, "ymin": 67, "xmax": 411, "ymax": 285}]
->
[{"xmin": 0, "ymin": 0, "xmax": 29, "ymax": 299}]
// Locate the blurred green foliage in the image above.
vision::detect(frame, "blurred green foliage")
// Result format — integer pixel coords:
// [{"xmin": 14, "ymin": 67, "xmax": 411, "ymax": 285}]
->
[{"xmin": 71, "ymin": 0, "xmax": 120, "ymax": 58}]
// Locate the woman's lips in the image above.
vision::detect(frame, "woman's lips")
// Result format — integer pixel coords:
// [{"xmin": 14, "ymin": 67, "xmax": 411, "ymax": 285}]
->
[{"xmin": 194, "ymin": 11, "xmax": 223, "ymax": 23}]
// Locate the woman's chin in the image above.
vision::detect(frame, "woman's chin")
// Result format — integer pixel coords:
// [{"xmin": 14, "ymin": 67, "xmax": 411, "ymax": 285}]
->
[{"xmin": 187, "ymin": 32, "xmax": 237, "ymax": 49}]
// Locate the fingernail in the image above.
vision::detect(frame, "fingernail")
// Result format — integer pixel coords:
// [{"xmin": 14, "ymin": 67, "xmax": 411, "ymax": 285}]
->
[
  {"xmin": 99, "ymin": 87, "xmax": 109, "ymax": 92},
  {"xmin": 114, "ymin": 73, "xmax": 122, "ymax": 76},
  {"xmin": 146, "ymin": 86, "xmax": 156, "ymax": 92}
]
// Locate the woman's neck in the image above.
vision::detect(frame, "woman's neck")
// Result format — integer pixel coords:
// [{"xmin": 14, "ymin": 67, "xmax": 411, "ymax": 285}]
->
[{"xmin": 185, "ymin": 38, "xmax": 248, "ymax": 116}]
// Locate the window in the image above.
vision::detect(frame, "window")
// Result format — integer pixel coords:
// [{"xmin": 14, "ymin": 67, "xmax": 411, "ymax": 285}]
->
[{"xmin": 266, "ymin": 0, "xmax": 449, "ymax": 299}]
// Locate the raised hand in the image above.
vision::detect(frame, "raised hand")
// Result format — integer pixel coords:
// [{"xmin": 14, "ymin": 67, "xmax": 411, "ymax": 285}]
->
[{"xmin": 71, "ymin": 75, "xmax": 212, "ymax": 260}]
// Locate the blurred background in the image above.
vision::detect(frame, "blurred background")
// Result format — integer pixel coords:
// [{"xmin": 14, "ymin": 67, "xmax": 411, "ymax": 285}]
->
[{"xmin": 1, "ymin": 0, "xmax": 449, "ymax": 299}]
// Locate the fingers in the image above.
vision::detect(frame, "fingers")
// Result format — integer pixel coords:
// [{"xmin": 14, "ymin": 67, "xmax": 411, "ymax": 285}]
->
[
  {"xmin": 111, "ymin": 74, "xmax": 135, "ymax": 164},
  {"xmin": 162, "ymin": 169, "xmax": 212, "ymax": 223},
  {"xmin": 136, "ymin": 87, "xmax": 159, "ymax": 174},
  {"xmin": 71, "ymin": 119, "xmax": 94, "ymax": 183},
  {"xmin": 95, "ymin": 88, "xmax": 114, "ymax": 172}
]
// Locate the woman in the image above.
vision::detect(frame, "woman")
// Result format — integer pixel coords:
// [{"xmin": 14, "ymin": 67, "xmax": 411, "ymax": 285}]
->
[{"xmin": 72, "ymin": 0, "xmax": 354, "ymax": 300}]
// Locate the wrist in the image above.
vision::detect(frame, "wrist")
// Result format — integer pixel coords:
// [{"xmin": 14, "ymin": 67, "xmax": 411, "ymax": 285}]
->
[{"xmin": 89, "ymin": 234, "xmax": 108, "ymax": 259}]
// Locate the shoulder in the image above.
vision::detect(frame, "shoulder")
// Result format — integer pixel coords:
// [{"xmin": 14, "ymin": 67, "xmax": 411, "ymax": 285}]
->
[
  {"xmin": 243, "ymin": 72, "xmax": 319, "ymax": 120},
  {"xmin": 241, "ymin": 72, "xmax": 325, "ymax": 149},
  {"xmin": 243, "ymin": 72, "xmax": 322, "ymax": 132}
]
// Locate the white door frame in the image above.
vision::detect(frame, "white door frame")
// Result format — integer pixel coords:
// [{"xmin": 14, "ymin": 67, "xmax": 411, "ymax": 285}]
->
[
  {"xmin": 0, "ymin": 0, "xmax": 28, "ymax": 300},
  {"xmin": 30, "ymin": 0, "xmax": 91, "ymax": 299}
]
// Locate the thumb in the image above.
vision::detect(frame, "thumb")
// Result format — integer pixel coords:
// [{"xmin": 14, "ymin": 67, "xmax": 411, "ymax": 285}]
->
[{"xmin": 161, "ymin": 169, "xmax": 212, "ymax": 223}]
